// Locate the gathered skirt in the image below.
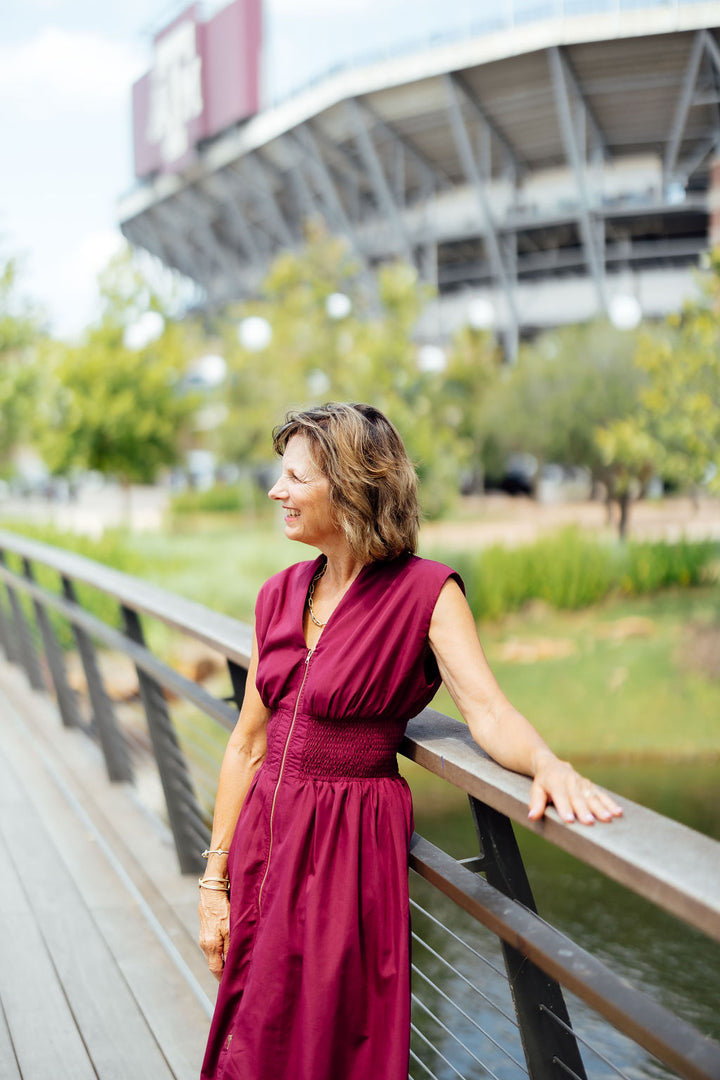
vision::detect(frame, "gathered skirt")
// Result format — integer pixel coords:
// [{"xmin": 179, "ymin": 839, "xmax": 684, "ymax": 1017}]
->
[{"xmin": 200, "ymin": 707, "xmax": 414, "ymax": 1080}]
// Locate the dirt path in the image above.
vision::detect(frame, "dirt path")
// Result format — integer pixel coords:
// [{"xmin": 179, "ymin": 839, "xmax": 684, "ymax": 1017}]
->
[{"xmin": 421, "ymin": 495, "xmax": 720, "ymax": 550}]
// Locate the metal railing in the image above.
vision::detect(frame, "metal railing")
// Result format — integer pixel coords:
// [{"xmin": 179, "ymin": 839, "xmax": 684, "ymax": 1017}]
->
[{"xmin": 0, "ymin": 527, "xmax": 719, "ymax": 1080}]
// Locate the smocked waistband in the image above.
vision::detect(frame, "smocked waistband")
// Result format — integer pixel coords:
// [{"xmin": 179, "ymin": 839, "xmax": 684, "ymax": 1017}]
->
[{"xmin": 264, "ymin": 709, "xmax": 407, "ymax": 781}]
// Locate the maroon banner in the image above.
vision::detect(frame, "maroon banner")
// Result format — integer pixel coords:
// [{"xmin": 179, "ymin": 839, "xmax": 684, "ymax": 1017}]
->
[{"xmin": 132, "ymin": 0, "xmax": 262, "ymax": 179}]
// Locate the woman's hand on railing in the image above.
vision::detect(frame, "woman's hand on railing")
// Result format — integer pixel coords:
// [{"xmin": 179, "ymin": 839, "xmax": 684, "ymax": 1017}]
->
[
  {"xmin": 199, "ymin": 888, "xmax": 231, "ymax": 981},
  {"xmin": 528, "ymin": 751, "xmax": 623, "ymax": 825}
]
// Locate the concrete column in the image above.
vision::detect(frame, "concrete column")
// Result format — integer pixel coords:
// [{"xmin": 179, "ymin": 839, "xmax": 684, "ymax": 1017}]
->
[{"xmin": 708, "ymin": 156, "xmax": 720, "ymax": 249}]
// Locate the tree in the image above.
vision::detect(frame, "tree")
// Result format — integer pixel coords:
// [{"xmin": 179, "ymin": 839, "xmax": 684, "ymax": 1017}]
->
[
  {"xmin": 0, "ymin": 254, "xmax": 45, "ymax": 475},
  {"xmin": 634, "ymin": 250, "xmax": 720, "ymax": 497},
  {"xmin": 594, "ymin": 250, "xmax": 720, "ymax": 536},
  {"xmin": 441, "ymin": 325, "xmax": 502, "ymax": 494},
  {"xmin": 36, "ymin": 248, "xmax": 200, "ymax": 490},
  {"xmin": 216, "ymin": 223, "xmax": 486, "ymax": 516},
  {"xmin": 593, "ymin": 419, "xmax": 657, "ymax": 539},
  {"xmin": 481, "ymin": 320, "xmax": 644, "ymax": 497}
]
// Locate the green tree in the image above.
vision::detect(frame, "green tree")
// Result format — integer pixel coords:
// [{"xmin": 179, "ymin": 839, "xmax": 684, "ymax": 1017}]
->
[
  {"xmin": 481, "ymin": 320, "xmax": 643, "ymax": 496},
  {"xmin": 217, "ymin": 223, "xmax": 482, "ymax": 516},
  {"xmin": 594, "ymin": 250, "xmax": 720, "ymax": 536},
  {"xmin": 0, "ymin": 254, "xmax": 44, "ymax": 475},
  {"xmin": 36, "ymin": 248, "xmax": 200, "ymax": 489},
  {"xmin": 635, "ymin": 251, "xmax": 720, "ymax": 496},
  {"xmin": 441, "ymin": 325, "xmax": 502, "ymax": 493},
  {"xmin": 594, "ymin": 418, "xmax": 657, "ymax": 539}
]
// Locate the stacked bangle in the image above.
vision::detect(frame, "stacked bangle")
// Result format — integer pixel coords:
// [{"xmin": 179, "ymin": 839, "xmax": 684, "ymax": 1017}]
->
[{"xmin": 199, "ymin": 876, "xmax": 230, "ymax": 892}]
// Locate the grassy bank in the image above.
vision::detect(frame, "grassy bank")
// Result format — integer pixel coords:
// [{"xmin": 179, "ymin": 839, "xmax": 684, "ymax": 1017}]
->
[
  {"xmin": 2, "ymin": 518, "xmax": 719, "ymax": 761},
  {"xmin": 430, "ymin": 586, "xmax": 720, "ymax": 761}
]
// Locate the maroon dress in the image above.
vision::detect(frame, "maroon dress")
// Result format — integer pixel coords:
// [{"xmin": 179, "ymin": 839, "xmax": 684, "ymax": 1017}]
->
[{"xmin": 201, "ymin": 552, "xmax": 460, "ymax": 1080}]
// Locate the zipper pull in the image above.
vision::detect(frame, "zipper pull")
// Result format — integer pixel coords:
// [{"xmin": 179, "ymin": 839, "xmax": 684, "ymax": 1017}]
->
[{"xmin": 305, "ymin": 648, "xmax": 313, "ymax": 665}]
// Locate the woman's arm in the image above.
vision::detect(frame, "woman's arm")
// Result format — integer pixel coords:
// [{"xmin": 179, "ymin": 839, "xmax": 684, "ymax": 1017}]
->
[
  {"xmin": 199, "ymin": 633, "xmax": 271, "ymax": 980},
  {"xmin": 428, "ymin": 579, "xmax": 622, "ymax": 825}
]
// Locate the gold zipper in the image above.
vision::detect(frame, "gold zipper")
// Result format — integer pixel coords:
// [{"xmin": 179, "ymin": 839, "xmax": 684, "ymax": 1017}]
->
[{"xmin": 257, "ymin": 648, "xmax": 313, "ymax": 912}]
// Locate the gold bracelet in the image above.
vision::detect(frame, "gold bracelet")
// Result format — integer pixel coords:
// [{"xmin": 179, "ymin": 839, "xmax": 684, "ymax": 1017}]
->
[
  {"xmin": 198, "ymin": 877, "xmax": 230, "ymax": 892},
  {"xmin": 202, "ymin": 848, "xmax": 230, "ymax": 858}
]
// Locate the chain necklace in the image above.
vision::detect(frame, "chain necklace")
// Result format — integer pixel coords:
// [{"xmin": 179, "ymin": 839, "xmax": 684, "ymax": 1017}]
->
[{"xmin": 307, "ymin": 562, "xmax": 328, "ymax": 628}]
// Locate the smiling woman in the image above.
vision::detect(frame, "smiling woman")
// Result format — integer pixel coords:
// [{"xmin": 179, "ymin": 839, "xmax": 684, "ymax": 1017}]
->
[
  {"xmin": 197, "ymin": 402, "xmax": 621, "ymax": 1080},
  {"xmin": 268, "ymin": 435, "xmax": 335, "ymax": 551},
  {"xmin": 271, "ymin": 402, "xmax": 420, "ymax": 562}
]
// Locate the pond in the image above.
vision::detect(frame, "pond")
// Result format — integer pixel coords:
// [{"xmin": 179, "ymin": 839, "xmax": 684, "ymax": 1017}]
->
[{"xmin": 407, "ymin": 760, "xmax": 720, "ymax": 1079}]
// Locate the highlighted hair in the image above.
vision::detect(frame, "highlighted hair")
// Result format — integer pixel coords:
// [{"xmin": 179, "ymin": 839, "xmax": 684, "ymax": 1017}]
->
[{"xmin": 272, "ymin": 403, "xmax": 419, "ymax": 563}]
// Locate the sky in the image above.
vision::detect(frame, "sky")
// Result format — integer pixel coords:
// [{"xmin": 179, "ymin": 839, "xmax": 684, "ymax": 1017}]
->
[{"xmin": 1, "ymin": 0, "xmax": 480, "ymax": 340}]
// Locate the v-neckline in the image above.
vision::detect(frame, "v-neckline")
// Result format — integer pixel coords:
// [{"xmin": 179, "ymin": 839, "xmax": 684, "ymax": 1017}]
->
[{"xmin": 300, "ymin": 556, "xmax": 368, "ymax": 651}]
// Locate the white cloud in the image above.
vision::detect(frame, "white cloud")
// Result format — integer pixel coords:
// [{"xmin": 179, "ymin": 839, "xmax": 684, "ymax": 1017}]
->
[
  {"xmin": 0, "ymin": 27, "xmax": 146, "ymax": 113},
  {"xmin": 47, "ymin": 229, "xmax": 126, "ymax": 338},
  {"xmin": 62, "ymin": 228, "xmax": 125, "ymax": 283}
]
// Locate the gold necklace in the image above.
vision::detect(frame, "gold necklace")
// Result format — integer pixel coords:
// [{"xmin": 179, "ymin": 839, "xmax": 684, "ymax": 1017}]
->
[{"xmin": 307, "ymin": 563, "xmax": 328, "ymax": 628}]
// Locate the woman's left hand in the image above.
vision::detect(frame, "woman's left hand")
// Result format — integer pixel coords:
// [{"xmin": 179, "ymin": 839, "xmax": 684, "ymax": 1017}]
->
[{"xmin": 528, "ymin": 752, "xmax": 623, "ymax": 825}]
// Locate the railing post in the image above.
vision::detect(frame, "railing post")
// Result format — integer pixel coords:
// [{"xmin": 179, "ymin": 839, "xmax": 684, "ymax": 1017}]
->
[
  {"xmin": 61, "ymin": 575, "xmax": 134, "ymax": 783},
  {"xmin": 0, "ymin": 550, "xmax": 45, "ymax": 690},
  {"xmin": 121, "ymin": 604, "xmax": 206, "ymax": 875},
  {"xmin": 226, "ymin": 659, "xmax": 247, "ymax": 710},
  {"xmin": 23, "ymin": 558, "xmax": 82, "ymax": 729},
  {"xmin": 0, "ymin": 576, "xmax": 18, "ymax": 665},
  {"xmin": 468, "ymin": 796, "xmax": 588, "ymax": 1080}
]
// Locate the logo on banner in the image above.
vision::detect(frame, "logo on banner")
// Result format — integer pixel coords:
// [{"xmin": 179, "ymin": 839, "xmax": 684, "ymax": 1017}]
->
[{"xmin": 146, "ymin": 19, "xmax": 203, "ymax": 165}]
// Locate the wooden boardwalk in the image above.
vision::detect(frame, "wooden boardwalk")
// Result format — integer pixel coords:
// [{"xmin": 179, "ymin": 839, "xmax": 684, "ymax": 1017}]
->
[{"xmin": 0, "ymin": 659, "xmax": 217, "ymax": 1080}]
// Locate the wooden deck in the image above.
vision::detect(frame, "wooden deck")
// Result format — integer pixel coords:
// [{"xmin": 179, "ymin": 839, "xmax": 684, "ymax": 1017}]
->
[{"xmin": 0, "ymin": 659, "xmax": 217, "ymax": 1080}]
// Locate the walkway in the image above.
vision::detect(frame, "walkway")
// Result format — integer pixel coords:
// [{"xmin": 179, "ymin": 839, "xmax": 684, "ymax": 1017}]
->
[{"xmin": 0, "ymin": 660, "xmax": 216, "ymax": 1080}]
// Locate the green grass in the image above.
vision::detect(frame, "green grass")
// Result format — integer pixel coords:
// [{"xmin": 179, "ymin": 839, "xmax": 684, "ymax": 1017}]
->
[
  {"xmin": 128, "ymin": 524, "xmax": 295, "ymax": 624},
  {"xmin": 430, "ymin": 587, "xmax": 720, "ymax": 761}
]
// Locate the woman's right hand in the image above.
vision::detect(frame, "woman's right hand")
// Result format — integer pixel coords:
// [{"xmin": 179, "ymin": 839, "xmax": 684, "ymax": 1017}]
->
[{"xmin": 199, "ymin": 887, "xmax": 230, "ymax": 981}]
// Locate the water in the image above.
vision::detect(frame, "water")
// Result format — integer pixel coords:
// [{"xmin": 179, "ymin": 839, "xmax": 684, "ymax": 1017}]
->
[{"xmin": 408, "ymin": 761, "xmax": 720, "ymax": 1079}]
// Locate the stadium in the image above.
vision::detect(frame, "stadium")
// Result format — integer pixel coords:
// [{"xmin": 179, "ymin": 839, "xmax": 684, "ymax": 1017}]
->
[{"xmin": 118, "ymin": 1, "xmax": 720, "ymax": 358}]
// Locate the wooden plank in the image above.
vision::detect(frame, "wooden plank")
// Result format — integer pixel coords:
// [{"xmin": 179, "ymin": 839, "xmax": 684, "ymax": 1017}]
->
[
  {"xmin": 0, "ymin": 912, "xmax": 96, "ymax": 1080},
  {"xmin": 93, "ymin": 905, "xmax": 207, "ymax": 1079},
  {"xmin": 0, "ymin": 813, "xmax": 176, "ymax": 1080},
  {"xmin": 0, "ymin": 670, "xmax": 213, "ymax": 1078},
  {"xmin": 0, "ymin": 744, "xmax": 24, "ymax": 806},
  {"xmin": 0, "ymin": 667, "xmax": 214, "ymax": 992},
  {"xmin": 0, "ymin": 1000, "xmax": 22, "ymax": 1080}
]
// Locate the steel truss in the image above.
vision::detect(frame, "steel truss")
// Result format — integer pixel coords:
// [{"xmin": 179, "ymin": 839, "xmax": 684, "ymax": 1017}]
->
[{"xmin": 120, "ymin": 20, "xmax": 720, "ymax": 346}]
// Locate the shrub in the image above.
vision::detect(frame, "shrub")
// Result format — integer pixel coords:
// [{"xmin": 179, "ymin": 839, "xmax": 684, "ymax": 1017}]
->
[
  {"xmin": 428, "ymin": 529, "xmax": 718, "ymax": 621},
  {"xmin": 622, "ymin": 539, "xmax": 717, "ymax": 595},
  {"xmin": 170, "ymin": 480, "xmax": 261, "ymax": 516}
]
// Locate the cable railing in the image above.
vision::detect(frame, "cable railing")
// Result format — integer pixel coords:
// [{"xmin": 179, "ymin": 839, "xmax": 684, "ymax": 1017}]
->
[{"xmin": 0, "ymin": 527, "xmax": 719, "ymax": 1080}]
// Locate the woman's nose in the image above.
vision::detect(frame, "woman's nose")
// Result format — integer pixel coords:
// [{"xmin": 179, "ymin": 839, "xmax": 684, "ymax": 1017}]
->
[{"xmin": 268, "ymin": 476, "xmax": 284, "ymax": 500}]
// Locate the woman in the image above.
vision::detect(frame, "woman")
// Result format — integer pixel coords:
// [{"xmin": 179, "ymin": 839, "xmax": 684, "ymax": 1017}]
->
[{"xmin": 199, "ymin": 402, "xmax": 621, "ymax": 1080}]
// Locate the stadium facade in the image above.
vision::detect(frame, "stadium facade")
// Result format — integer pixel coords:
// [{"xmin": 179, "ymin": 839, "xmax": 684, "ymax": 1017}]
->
[{"xmin": 118, "ymin": 1, "xmax": 720, "ymax": 357}]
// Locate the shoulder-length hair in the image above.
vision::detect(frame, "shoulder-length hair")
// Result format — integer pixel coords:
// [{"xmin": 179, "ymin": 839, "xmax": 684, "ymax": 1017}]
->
[{"xmin": 272, "ymin": 403, "xmax": 419, "ymax": 563}]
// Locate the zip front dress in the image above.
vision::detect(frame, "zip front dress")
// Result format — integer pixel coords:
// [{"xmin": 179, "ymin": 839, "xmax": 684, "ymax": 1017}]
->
[{"xmin": 201, "ymin": 552, "xmax": 461, "ymax": 1080}]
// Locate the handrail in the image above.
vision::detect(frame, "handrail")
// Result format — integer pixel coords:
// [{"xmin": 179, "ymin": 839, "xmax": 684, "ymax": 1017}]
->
[
  {"xmin": 403, "ymin": 712, "xmax": 720, "ymax": 945},
  {"xmin": 1, "ymin": 526, "xmax": 719, "ymax": 1080},
  {"xmin": 1, "ymin": 528, "xmax": 717, "ymax": 942},
  {"xmin": 0, "ymin": 529, "xmax": 253, "ymax": 665}
]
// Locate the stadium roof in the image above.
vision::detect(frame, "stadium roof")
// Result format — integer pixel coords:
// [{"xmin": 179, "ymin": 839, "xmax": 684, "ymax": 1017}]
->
[{"xmin": 118, "ymin": 3, "xmax": 720, "ymax": 355}]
